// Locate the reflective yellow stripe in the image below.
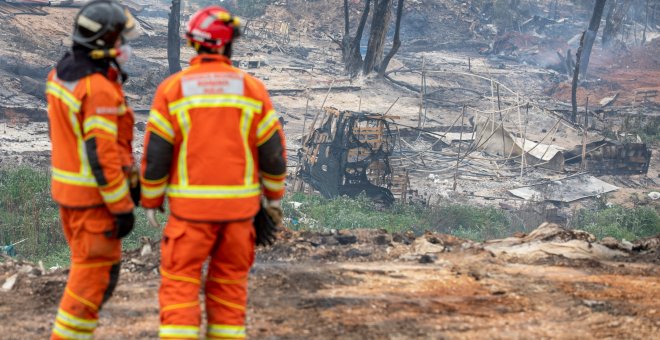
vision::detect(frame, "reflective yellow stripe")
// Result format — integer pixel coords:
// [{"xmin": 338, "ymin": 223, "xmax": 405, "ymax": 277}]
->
[
  {"xmin": 148, "ymin": 109, "xmax": 174, "ymax": 139},
  {"xmin": 240, "ymin": 108, "xmax": 254, "ymax": 186},
  {"xmin": 53, "ymin": 322, "xmax": 93, "ymax": 340},
  {"xmin": 46, "ymin": 81, "xmax": 81, "ymax": 112},
  {"xmin": 208, "ymin": 276, "xmax": 247, "ymax": 285},
  {"xmin": 175, "ymin": 110, "xmax": 192, "ymax": 186},
  {"xmin": 207, "ymin": 324, "xmax": 246, "ymax": 339},
  {"xmin": 143, "ymin": 182, "xmax": 167, "ymax": 199},
  {"xmin": 161, "ymin": 300, "xmax": 200, "ymax": 312},
  {"xmin": 257, "ymin": 109, "xmax": 279, "ymax": 139},
  {"xmin": 262, "ymin": 177, "xmax": 285, "ymax": 192},
  {"xmin": 262, "ymin": 171, "xmax": 287, "ymax": 180},
  {"xmin": 207, "ymin": 293, "xmax": 245, "ymax": 311},
  {"xmin": 100, "ymin": 181, "xmax": 129, "ymax": 204},
  {"xmin": 160, "ymin": 267, "xmax": 201, "ymax": 284},
  {"xmin": 65, "ymin": 288, "xmax": 98, "ymax": 311},
  {"xmin": 48, "ymin": 79, "xmax": 96, "ymax": 186},
  {"xmin": 141, "ymin": 176, "xmax": 168, "ymax": 185},
  {"xmin": 55, "ymin": 309, "xmax": 98, "ymax": 331},
  {"xmin": 52, "ymin": 168, "xmax": 98, "ymax": 187},
  {"xmin": 83, "ymin": 116, "xmax": 117, "ymax": 136},
  {"xmin": 71, "ymin": 261, "xmax": 116, "ymax": 269},
  {"xmin": 167, "ymin": 184, "xmax": 261, "ymax": 199},
  {"xmin": 168, "ymin": 94, "xmax": 262, "ymax": 114},
  {"xmin": 159, "ymin": 325, "xmax": 200, "ymax": 339}
]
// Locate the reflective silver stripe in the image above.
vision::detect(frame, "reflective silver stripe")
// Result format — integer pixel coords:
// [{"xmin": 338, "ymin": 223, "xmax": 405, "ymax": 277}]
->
[
  {"xmin": 175, "ymin": 110, "xmax": 191, "ymax": 186},
  {"xmin": 262, "ymin": 177, "xmax": 285, "ymax": 191},
  {"xmin": 167, "ymin": 184, "xmax": 260, "ymax": 199},
  {"xmin": 52, "ymin": 168, "xmax": 98, "ymax": 187},
  {"xmin": 55, "ymin": 309, "xmax": 98, "ymax": 331},
  {"xmin": 52, "ymin": 322, "xmax": 93, "ymax": 340},
  {"xmin": 142, "ymin": 183, "xmax": 167, "ymax": 198},
  {"xmin": 148, "ymin": 109, "xmax": 175, "ymax": 139},
  {"xmin": 46, "ymin": 81, "xmax": 81, "ymax": 112},
  {"xmin": 169, "ymin": 94, "xmax": 262, "ymax": 114},
  {"xmin": 240, "ymin": 108, "xmax": 254, "ymax": 185},
  {"xmin": 257, "ymin": 109, "xmax": 279, "ymax": 138},
  {"xmin": 83, "ymin": 116, "xmax": 117, "ymax": 136},
  {"xmin": 207, "ymin": 324, "xmax": 246, "ymax": 338},
  {"xmin": 159, "ymin": 325, "xmax": 200, "ymax": 339},
  {"xmin": 100, "ymin": 181, "xmax": 129, "ymax": 203}
]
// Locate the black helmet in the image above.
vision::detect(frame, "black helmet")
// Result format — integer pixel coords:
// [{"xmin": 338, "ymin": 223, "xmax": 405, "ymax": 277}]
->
[{"xmin": 72, "ymin": 0, "xmax": 139, "ymax": 50}]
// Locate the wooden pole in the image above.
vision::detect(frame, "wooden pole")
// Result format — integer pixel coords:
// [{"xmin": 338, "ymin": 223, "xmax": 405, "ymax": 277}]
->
[
  {"xmin": 453, "ymin": 106, "xmax": 466, "ymax": 191},
  {"xmin": 497, "ymin": 84, "xmax": 506, "ymax": 156},
  {"xmin": 520, "ymin": 103, "xmax": 529, "ymax": 180},
  {"xmin": 418, "ymin": 57, "xmax": 425, "ymax": 129},
  {"xmin": 301, "ymin": 95, "xmax": 310, "ymax": 141},
  {"xmin": 581, "ymin": 97, "xmax": 588, "ymax": 171}
]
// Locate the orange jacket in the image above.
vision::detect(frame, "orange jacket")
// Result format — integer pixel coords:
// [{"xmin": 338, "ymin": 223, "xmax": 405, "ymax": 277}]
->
[
  {"xmin": 46, "ymin": 68, "xmax": 134, "ymax": 214},
  {"xmin": 141, "ymin": 54, "xmax": 286, "ymax": 222}
]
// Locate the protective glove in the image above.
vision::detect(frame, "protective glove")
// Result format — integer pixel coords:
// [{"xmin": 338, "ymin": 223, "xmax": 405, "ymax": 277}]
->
[
  {"xmin": 114, "ymin": 212, "xmax": 135, "ymax": 239},
  {"xmin": 253, "ymin": 200, "xmax": 282, "ymax": 247},
  {"xmin": 129, "ymin": 166, "xmax": 141, "ymax": 206},
  {"xmin": 264, "ymin": 199, "xmax": 283, "ymax": 227},
  {"xmin": 146, "ymin": 207, "xmax": 165, "ymax": 229}
]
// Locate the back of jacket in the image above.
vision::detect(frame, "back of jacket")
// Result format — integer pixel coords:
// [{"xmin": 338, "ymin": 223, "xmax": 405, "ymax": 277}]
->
[
  {"xmin": 47, "ymin": 69, "xmax": 134, "ymax": 214},
  {"xmin": 141, "ymin": 54, "xmax": 286, "ymax": 221}
]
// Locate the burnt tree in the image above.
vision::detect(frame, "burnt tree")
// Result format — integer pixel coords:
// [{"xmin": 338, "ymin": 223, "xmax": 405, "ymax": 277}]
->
[
  {"xmin": 167, "ymin": 0, "xmax": 182, "ymax": 74},
  {"xmin": 362, "ymin": 0, "xmax": 393, "ymax": 74},
  {"xmin": 579, "ymin": 0, "xmax": 606, "ymax": 79},
  {"xmin": 572, "ymin": 33, "xmax": 586, "ymax": 124},
  {"xmin": 341, "ymin": 0, "xmax": 372, "ymax": 77},
  {"xmin": 603, "ymin": 0, "xmax": 632, "ymax": 49},
  {"xmin": 378, "ymin": 0, "xmax": 404, "ymax": 77}
]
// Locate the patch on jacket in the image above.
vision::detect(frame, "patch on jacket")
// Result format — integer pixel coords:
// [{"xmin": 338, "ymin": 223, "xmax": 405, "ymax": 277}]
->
[{"xmin": 181, "ymin": 72, "xmax": 244, "ymax": 97}]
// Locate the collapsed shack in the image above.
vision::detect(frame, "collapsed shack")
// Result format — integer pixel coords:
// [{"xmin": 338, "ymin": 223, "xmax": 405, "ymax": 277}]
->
[
  {"xmin": 296, "ymin": 107, "xmax": 409, "ymax": 205},
  {"xmin": 564, "ymin": 139, "xmax": 652, "ymax": 175},
  {"xmin": 474, "ymin": 119, "xmax": 565, "ymax": 171}
]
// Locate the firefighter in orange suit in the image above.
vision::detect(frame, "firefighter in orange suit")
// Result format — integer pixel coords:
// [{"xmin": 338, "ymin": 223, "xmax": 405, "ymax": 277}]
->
[
  {"xmin": 141, "ymin": 6, "xmax": 287, "ymax": 339},
  {"xmin": 47, "ymin": 1, "xmax": 141, "ymax": 339}
]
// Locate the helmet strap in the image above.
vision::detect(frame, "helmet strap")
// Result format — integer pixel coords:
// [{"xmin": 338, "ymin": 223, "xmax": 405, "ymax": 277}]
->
[{"xmin": 110, "ymin": 58, "xmax": 128, "ymax": 84}]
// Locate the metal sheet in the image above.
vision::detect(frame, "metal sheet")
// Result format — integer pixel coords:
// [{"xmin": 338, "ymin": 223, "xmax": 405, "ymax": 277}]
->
[{"xmin": 509, "ymin": 175, "xmax": 619, "ymax": 202}]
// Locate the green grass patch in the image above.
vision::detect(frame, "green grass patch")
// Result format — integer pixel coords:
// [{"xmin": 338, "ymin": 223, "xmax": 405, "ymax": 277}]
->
[
  {"xmin": 0, "ymin": 167, "xmax": 162, "ymax": 268},
  {"xmin": 283, "ymin": 192, "xmax": 525, "ymax": 241},
  {"xmin": 572, "ymin": 205, "xmax": 660, "ymax": 240}
]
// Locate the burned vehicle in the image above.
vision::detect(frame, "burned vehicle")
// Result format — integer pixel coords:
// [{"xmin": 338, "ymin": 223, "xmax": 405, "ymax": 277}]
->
[{"xmin": 296, "ymin": 107, "xmax": 402, "ymax": 205}]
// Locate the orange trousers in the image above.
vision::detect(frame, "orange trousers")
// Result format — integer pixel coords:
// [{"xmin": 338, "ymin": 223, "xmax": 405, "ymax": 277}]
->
[
  {"xmin": 51, "ymin": 206, "xmax": 121, "ymax": 340},
  {"xmin": 159, "ymin": 215, "xmax": 255, "ymax": 339}
]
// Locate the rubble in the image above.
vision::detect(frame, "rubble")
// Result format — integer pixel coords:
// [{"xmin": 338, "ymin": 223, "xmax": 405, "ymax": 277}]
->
[{"xmin": 484, "ymin": 222, "xmax": 627, "ymax": 261}]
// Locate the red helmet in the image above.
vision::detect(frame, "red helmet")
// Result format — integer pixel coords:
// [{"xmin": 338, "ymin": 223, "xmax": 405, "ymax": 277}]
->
[{"xmin": 185, "ymin": 6, "xmax": 241, "ymax": 50}]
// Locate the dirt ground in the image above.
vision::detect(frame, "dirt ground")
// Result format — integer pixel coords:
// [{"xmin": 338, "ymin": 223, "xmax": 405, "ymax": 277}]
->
[{"xmin": 1, "ymin": 226, "xmax": 659, "ymax": 339}]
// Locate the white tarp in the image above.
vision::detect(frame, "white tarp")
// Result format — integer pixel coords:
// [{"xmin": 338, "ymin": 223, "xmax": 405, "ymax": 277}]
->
[{"xmin": 474, "ymin": 120, "xmax": 565, "ymax": 171}]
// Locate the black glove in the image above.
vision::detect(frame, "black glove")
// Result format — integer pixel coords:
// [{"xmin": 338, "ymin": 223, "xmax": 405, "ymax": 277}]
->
[
  {"xmin": 114, "ymin": 212, "xmax": 135, "ymax": 239},
  {"xmin": 253, "ymin": 205, "xmax": 278, "ymax": 247},
  {"xmin": 130, "ymin": 181, "xmax": 141, "ymax": 206}
]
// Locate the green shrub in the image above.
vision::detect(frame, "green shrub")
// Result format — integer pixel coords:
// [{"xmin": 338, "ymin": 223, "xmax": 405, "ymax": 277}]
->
[
  {"xmin": 0, "ymin": 167, "xmax": 163, "ymax": 268},
  {"xmin": 573, "ymin": 205, "xmax": 660, "ymax": 240}
]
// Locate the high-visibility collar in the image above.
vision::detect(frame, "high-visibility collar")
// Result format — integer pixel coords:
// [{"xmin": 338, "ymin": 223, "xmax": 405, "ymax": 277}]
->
[{"xmin": 190, "ymin": 54, "xmax": 231, "ymax": 66}]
